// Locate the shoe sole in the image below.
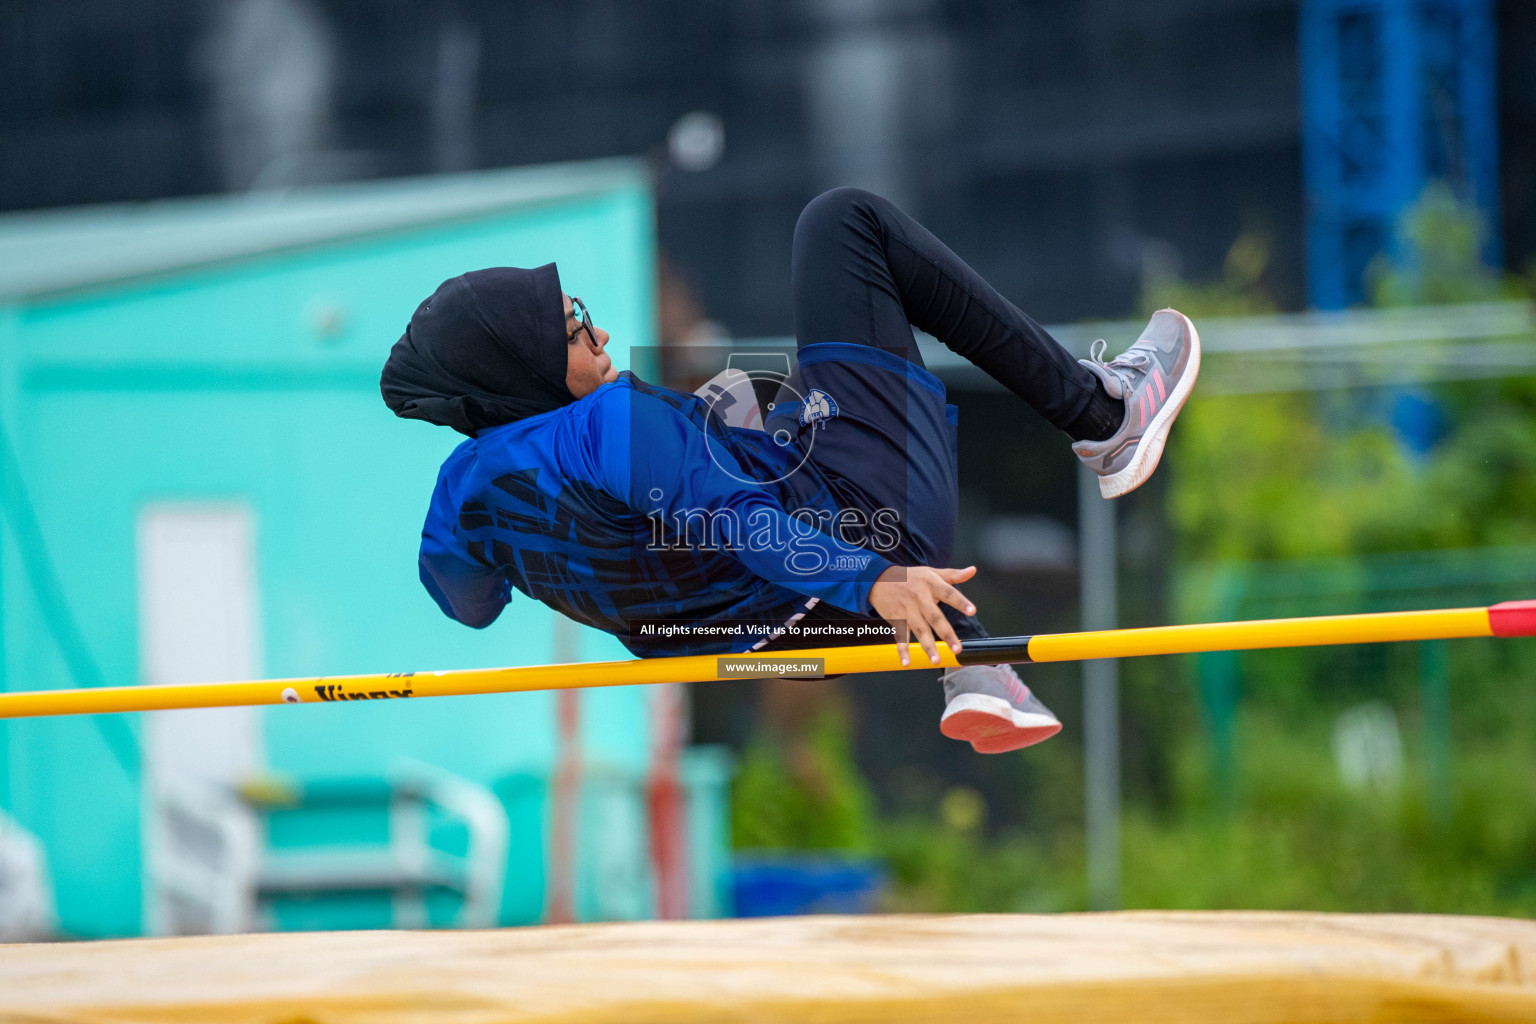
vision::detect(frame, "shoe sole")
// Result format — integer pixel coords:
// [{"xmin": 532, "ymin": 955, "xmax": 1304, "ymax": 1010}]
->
[
  {"xmin": 940, "ymin": 693, "xmax": 1062, "ymax": 754},
  {"xmin": 1098, "ymin": 309, "xmax": 1202, "ymax": 499}
]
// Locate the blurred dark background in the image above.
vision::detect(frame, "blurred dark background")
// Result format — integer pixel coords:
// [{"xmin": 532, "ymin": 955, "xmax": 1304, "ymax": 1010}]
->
[{"xmin": 4, "ymin": 1, "xmax": 1532, "ymax": 330}]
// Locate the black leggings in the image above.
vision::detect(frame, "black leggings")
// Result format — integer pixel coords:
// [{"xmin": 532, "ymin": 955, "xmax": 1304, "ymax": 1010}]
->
[
  {"xmin": 772, "ymin": 188, "xmax": 1105, "ymax": 649},
  {"xmin": 791, "ymin": 187, "xmax": 1104, "ymax": 432}
]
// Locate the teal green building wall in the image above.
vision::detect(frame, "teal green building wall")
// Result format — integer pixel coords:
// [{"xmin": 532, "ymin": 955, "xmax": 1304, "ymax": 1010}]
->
[{"xmin": 0, "ymin": 164, "xmax": 659, "ymax": 937}]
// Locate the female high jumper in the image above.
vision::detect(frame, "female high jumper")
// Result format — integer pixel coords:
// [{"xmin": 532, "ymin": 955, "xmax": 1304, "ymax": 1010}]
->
[{"xmin": 380, "ymin": 187, "xmax": 1199, "ymax": 754}]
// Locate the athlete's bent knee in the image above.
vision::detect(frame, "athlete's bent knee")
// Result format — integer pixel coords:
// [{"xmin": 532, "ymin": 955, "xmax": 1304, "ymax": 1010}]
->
[{"xmin": 795, "ymin": 186, "xmax": 884, "ymax": 241}]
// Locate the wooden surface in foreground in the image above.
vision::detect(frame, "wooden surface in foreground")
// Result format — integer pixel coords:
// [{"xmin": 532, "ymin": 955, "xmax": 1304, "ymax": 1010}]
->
[{"xmin": 3, "ymin": 912, "xmax": 1536, "ymax": 1024}]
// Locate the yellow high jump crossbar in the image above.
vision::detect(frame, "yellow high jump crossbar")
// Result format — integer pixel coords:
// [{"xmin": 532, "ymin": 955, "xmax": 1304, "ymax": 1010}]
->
[{"xmin": 0, "ymin": 601, "xmax": 1532, "ymax": 720}]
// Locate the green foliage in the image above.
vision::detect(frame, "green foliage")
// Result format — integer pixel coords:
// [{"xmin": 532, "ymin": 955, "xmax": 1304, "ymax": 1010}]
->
[
  {"xmin": 1123, "ymin": 669, "xmax": 1536, "ymax": 915},
  {"xmin": 868, "ymin": 637, "xmax": 1536, "ymax": 917},
  {"xmin": 1164, "ymin": 181, "xmax": 1536, "ymax": 564},
  {"xmin": 1169, "ymin": 382, "xmax": 1536, "ymax": 564},
  {"xmin": 877, "ymin": 806, "xmax": 1082, "ymax": 914},
  {"xmin": 731, "ymin": 707, "xmax": 876, "ymax": 852},
  {"xmin": 1128, "ymin": 181, "xmax": 1536, "ymax": 915},
  {"xmin": 1369, "ymin": 184, "xmax": 1509, "ymax": 307}
]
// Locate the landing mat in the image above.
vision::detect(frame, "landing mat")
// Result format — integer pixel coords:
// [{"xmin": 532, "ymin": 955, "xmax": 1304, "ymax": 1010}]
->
[{"xmin": 4, "ymin": 912, "xmax": 1536, "ymax": 1023}]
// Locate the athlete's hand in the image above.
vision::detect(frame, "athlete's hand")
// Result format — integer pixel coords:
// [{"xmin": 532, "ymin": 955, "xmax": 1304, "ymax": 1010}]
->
[{"xmin": 868, "ymin": 565, "xmax": 978, "ymax": 668}]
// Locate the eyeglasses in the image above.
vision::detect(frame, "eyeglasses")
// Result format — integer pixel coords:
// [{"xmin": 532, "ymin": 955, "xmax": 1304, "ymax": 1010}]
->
[{"xmin": 566, "ymin": 296, "xmax": 595, "ymax": 344}]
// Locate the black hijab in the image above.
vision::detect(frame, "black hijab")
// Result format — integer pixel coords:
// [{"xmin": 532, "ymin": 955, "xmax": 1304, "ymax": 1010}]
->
[{"xmin": 380, "ymin": 264, "xmax": 575, "ymax": 436}]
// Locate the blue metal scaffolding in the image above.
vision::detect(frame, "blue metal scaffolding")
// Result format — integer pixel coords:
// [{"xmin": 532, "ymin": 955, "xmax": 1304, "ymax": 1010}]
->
[{"xmin": 1301, "ymin": 0, "xmax": 1500, "ymax": 309}]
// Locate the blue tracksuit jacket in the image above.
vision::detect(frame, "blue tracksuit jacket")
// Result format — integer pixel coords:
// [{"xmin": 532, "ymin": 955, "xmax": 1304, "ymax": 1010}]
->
[{"xmin": 418, "ymin": 372, "xmax": 894, "ymax": 656}]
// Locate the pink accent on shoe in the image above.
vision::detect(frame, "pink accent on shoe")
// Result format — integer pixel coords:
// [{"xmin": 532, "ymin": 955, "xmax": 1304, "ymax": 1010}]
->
[
  {"xmin": 940, "ymin": 709, "xmax": 1062, "ymax": 754},
  {"xmin": 1151, "ymin": 366, "xmax": 1166, "ymax": 402},
  {"xmin": 972, "ymin": 723, "xmax": 1062, "ymax": 754}
]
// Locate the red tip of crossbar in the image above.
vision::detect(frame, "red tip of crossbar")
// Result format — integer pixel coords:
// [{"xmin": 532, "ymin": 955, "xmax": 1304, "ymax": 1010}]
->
[{"xmin": 1490, "ymin": 601, "xmax": 1536, "ymax": 638}]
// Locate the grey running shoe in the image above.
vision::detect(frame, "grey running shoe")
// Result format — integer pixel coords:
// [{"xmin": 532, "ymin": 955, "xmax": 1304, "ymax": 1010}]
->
[
  {"xmin": 1072, "ymin": 308, "xmax": 1201, "ymax": 499},
  {"xmin": 939, "ymin": 664, "xmax": 1061, "ymax": 754}
]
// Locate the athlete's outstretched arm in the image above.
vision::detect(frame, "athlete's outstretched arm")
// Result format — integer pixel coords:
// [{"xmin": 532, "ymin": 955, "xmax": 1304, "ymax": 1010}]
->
[{"xmin": 869, "ymin": 564, "xmax": 977, "ymax": 667}]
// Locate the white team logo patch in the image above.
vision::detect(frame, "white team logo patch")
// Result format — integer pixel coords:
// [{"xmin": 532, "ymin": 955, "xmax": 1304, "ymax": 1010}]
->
[
  {"xmin": 695, "ymin": 367, "xmax": 765, "ymax": 431},
  {"xmin": 799, "ymin": 389, "xmax": 839, "ymax": 429}
]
